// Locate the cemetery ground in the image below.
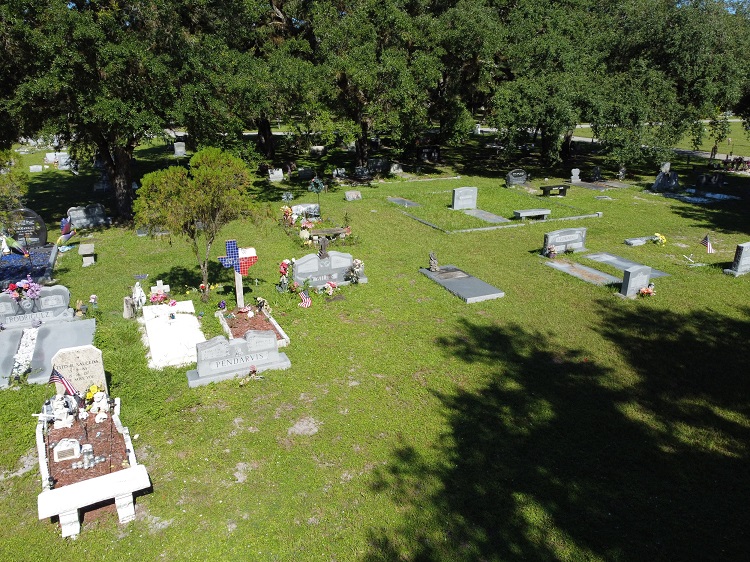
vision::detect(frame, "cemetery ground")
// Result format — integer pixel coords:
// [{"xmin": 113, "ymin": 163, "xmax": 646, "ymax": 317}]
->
[{"xmin": 1, "ymin": 139, "xmax": 749, "ymax": 561}]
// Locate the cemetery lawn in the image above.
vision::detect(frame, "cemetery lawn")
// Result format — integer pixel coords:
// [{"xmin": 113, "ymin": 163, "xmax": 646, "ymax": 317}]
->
[{"xmin": 1, "ymin": 145, "xmax": 749, "ymax": 561}]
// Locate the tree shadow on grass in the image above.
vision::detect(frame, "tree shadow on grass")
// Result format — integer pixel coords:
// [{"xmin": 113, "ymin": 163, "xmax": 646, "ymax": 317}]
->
[{"xmin": 365, "ymin": 311, "xmax": 749, "ymax": 561}]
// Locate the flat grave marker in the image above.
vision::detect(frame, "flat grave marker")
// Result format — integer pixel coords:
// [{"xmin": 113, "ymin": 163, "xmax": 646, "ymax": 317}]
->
[
  {"xmin": 545, "ymin": 261, "xmax": 620, "ymax": 286},
  {"xmin": 387, "ymin": 197, "xmax": 421, "ymax": 208},
  {"xmin": 420, "ymin": 265, "xmax": 505, "ymax": 303},
  {"xmin": 584, "ymin": 252, "xmax": 669, "ymax": 278}
]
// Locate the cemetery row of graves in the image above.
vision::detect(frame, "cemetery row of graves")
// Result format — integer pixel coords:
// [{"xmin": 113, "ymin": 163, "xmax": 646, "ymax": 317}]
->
[{"xmin": 0, "ymin": 145, "xmax": 749, "ymax": 559}]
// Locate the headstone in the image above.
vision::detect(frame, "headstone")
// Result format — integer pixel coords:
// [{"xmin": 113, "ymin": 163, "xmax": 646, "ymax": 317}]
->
[
  {"xmin": 309, "ymin": 145, "xmax": 327, "ymax": 156},
  {"xmin": 591, "ymin": 166, "xmax": 602, "ymax": 182},
  {"xmin": 387, "ymin": 197, "xmax": 420, "ymax": 208},
  {"xmin": 29, "ymin": 165, "xmax": 43, "ymax": 173},
  {"xmin": 625, "ymin": 236, "xmax": 656, "ymax": 246},
  {"xmin": 291, "ymin": 203, "xmax": 320, "ymax": 219},
  {"xmin": 367, "ymin": 158, "xmax": 390, "ymax": 174},
  {"xmin": 150, "ymin": 279, "xmax": 170, "ymax": 295},
  {"xmin": 93, "ymin": 172, "xmax": 112, "ymax": 193},
  {"xmin": 67, "ymin": 204, "xmax": 111, "ymax": 229},
  {"xmin": 723, "ymin": 242, "xmax": 750, "ymax": 277},
  {"xmin": 10, "ymin": 207, "xmax": 47, "ymax": 247},
  {"xmin": 419, "ymin": 146, "xmax": 440, "ymax": 163},
  {"xmin": 344, "ymin": 191, "xmax": 362, "ymax": 201},
  {"xmin": 50, "ymin": 344, "xmax": 107, "ymax": 394},
  {"xmin": 0, "ymin": 285, "xmax": 74, "ymax": 329},
  {"xmin": 353, "ymin": 167, "xmax": 372, "ymax": 181},
  {"xmin": 620, "ymin": 265, "xmax": 652, "ymax": 298},
  {"xmin": 173, "ymin": 142, "xmax": 186, "ymax": 157},
  {"xmin": 389, "ymin": 163, "xmax": 403, "ymax": 174},
  {"xmin": 543, "ymin": 227, "xmax": 588, "ymax": 254},
  {"xmin": 660, "ymin": 162, "xmax": 671, "ymax": 174},
  {"xmin": 186, "ymin": 330, "xmax": 291, "ymax": 387},
  {"xmin": 506, "ymin": 169, "xmax": 528, "ymax": 187},
  {"xmin": 451, "ymin": 187, "xmax": 478, "ymax": 210},
  {"xmin": 332, "ymin": 168, "xmax": 347, "ymax": 178},
  {"xmin": 292, "ymin": 251, "xmax": 367, "ymax": 288},
  {"xmin": 571, "ymin": 168, "xmax": 581, "ymax": 183},
  {"xmin": 56, "ymin": 154, "xmax": 72, "ymax": 171},
  {"xmin": 297, "ymin": 167, "xmax": 315, "ymax": 180},
  {"xmin": 268, "ymin": 168, "xmax": 284, "ymax": 182}
]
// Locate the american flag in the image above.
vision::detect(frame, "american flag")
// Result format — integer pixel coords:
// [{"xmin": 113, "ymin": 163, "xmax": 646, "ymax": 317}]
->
[
  {"xmin": 298, "ymin": 290, "xmax": 311, "ymax": 308},
  {"xmin": 48, "ymin": 369, "xmax": 78, "ymax": 397},
  {"xmin": 701, "ymin": 234, "xmax": 715, "ymax": 254}
]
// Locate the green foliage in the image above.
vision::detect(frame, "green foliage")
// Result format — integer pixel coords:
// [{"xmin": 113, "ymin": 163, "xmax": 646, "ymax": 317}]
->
[
  {"xmin": 0, "ymin": 149, "xmax": 28, "ymax": 224},
  {"xmin": 134, "ymin": 148, "xmax": 255, "ymax": 298}
]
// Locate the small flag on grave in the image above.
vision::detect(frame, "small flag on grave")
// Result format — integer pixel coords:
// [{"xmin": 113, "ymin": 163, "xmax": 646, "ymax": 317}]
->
[
  {"xmin": 701, "ymin": 234, "xmax": 715, "ymax": 254},
  {"xmin": 298, "ymin": 290, "xmax": 311, "ymax": 308},
  {"xmin": 48, "ymin": 368, "xmax": 80, "ymax": 403}
]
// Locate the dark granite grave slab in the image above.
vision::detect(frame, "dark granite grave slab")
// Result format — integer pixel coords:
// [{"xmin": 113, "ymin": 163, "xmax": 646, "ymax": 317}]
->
[
  {"xmin": 583, "ymin": 252, "xmax": 669, "ymax": 278},
  {"xmin": 545, "ymin": 260, "xmax": 620, "ymax": 286},
  {"xmin": 387, "ymin": 197, "xmax": 421, "ymax": 208},
  {"xmin": 27, "ymin": 319, "xmax": 97, "ymax": 384},
  {"xmin": 420, "ymin": 266, "xmax": 504, "ymax": 303},
  {"xmin": 0, "ymin": 328, "xmax": 24, "ymax": 389},
  {"xmin": 463, "ymin": 209, "xmax": 511, "ymax": 223}
]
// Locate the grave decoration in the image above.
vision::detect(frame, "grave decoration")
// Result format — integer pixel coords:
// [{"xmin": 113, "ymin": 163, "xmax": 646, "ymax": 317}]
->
[
  {"xmin": 218, "ymin": 240, "xmax": 258, "ymax": 309},
  {"xmin": 308, "ymin": 178, "xmax": 325, "ymax": 212},
  {"xmin": 292, "ymin": 250, "xmax": 367, "ymax": 289},
  {"xmin": 55, "ymin": 216, "xmax": 76, "ymax": 247},
  {"xmin": 187, "ymin": 330, "xmax": 291, "ymax": 387},
  {"xmin": 723, "ymin": 242, "xmax": 750, "ymax": 277},
  {"xmin": 36, "ymin": 359, "xmax": 150, "ymax": 538}
]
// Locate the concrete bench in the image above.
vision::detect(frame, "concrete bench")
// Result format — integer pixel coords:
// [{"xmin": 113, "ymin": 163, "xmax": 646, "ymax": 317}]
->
[
  {"xmin": 514, "ymin": 209, "xmax": 551, "ymax": 221},
  {"xmin": 78, "ymin": 243, "xmax": 95, "ymax": 267},
  {"xmin": 540, "ymin": 185, "xmax": 568, "ymax": 197}
]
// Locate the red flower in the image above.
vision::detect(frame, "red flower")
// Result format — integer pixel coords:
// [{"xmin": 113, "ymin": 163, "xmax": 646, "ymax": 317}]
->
[{"xmin": 7, "ymin": 283, "xmax": 16, "ymax": 291}]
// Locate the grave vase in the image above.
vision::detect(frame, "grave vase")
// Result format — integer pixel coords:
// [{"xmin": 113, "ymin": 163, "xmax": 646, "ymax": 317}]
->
[{"xmin": 20, "ymin": 297, "xmax": 37, "ymax": 313}]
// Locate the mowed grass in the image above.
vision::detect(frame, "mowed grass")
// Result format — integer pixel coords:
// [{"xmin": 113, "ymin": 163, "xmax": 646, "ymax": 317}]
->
[{"xmin": 1, "ymin": 141, "xmax": 749, "ymax": 561}]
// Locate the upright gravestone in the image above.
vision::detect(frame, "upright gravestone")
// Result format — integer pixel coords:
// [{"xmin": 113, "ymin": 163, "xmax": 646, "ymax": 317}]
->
[
  {"xmin": 27, "ymin": 319, "xmax": 97, "ymax": 385},
  {"xmin": 268, "ymin": 168, "xmax": 284, "ymax": 182},
  {"xmin": 419, "ymin": 146, "xmax": 440, "ymax": 163},
  {"xmin": 452, "ymin": 187, "xmax": 478, "ymax": 210},
  {"xmin": 620, "ymin": 265, "xmax": 652, "ymax": 298},
  {"xmin": 67, "ymin": 204, "xmax": 111, "ymax": 229},
  {"xmin": 543, "ymin": 228, "xmax": 588, "ymax": 254},
  {"xmin": 292, "ymin": 251, "xmax": 367, "ymax": 288},
  {"xmin": 187, "ymin": 330, "xmax": 291, "ymax": 387},
  {"xmin": 10, "ymin": 208, "xmax": 47, "ymax": 247},
  {"xmin": 723, "ymin": 242, "xmax": 750, "ymax": 277},
  {"xmin": 506, "ymin": 169, "xmax": 528, "ymax": 187},
  {"xmin": 173, "ymin": 142, "xmax": 186, "ymax": 157},
  {"xmin": 297, "ymin": 167, "xmax": 315, "ymax": 180},
  {"xmin": 570, "ymin": 168, "xmax": 581, "ymax": 184},
  {"xmin": 51, "ymin": 344, "xmax": 107, "ymax": 395},
  {"xmin": 0, "ymin": 285, "xmax": 74, "ymax": 329},
  {"xmin": 344, "ymin": 191, "xmax": 362, "ymax": 201},
  {"xmin": 368, "ymin": 159, "xmax": 390, "ymax": 174},
  {"xmin": 291, "ymin": 203, "xmax": 320, "ymax": 219}
]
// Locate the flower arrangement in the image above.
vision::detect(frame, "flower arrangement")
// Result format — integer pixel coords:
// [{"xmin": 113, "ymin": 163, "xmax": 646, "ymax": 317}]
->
[
  {"xmin": 281, "ymin": 205, "xmax": 294, "ymax": 226},
  {"xmin": 545, "ymin": 245, "xmax": 557, "ymax": 258},
  {"xmin": 639, "ymin": 283, "xmax": 655, "ymax": 297},
  {"xmin": 149, "ymin": 291, "xmax": 175, "ymax": 305},
  {"xmin": 653, "ymin": 233, "xmax": 666, "ymax": 246},
  {"xmin": 345, "ymin": 259, "xmax": 364, "ymax": 283},
  {"xmin": 321, "ymin": 281, "xmax": 338, "ymax": 296},
  {"xmin": 4, "ymin": 275, "xmax": 42, "ymax": 302}
]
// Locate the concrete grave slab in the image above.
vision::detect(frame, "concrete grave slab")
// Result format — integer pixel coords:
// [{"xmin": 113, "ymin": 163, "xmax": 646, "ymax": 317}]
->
[
  {"xmin": 584, "ymin": 252, "xmax": 669, "ymax": 278},
  {"xmin": 140, "ymin": 301, "xmax": 206, "ymax": 369},
  {"xmin": 387, "ymin": 197, "xmax": 421, "ymax": 208},
  {"xmin": 420, "ymin": 265, "xmax": 505, "ymax": 303},
  {"xmin": 0, "ymin": 328, "xmax": 25, "ymax": 389},
  {"xmin": 545, "ymin": 260, "xmax": 620, "ymax": 286},
  {"xmin": 27, "ymin": 319, "xmax": 97, "ymax": 385},
  {"xmin": 463, "ymin": 209, "xmax": 511, "ymax": 223}
]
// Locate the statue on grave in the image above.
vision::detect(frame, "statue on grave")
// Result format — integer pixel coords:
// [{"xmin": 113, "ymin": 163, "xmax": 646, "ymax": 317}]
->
[
  {"xmin": 318, "ymin": 237, "xmax": 329, "ymax": 259},
  {"xmin": 132, "ymin": 282, "xmax": 146, "ymax": 309},
  {"xmin": 429, "ymin": 252, "xmax": 439, "ymax": 272}
]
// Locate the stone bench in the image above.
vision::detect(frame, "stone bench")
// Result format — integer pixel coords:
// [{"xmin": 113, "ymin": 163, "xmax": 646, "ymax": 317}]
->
[
  {"xmin": 514, "ymin": 209, "xmax": 551, "ymax": 221},
  {"xmin": 78, "ymin": 243, "xmax": 95, "ymax": 267},
  {"xmin": 540, "ymin": 185, "xmax": 568, "ymax": 197}
]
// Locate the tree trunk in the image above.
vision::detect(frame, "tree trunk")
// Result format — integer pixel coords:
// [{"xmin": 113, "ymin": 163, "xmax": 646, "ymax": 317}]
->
[
  {"xmin": 99, "ymin": 141, "xmax": 135, "ymax": 221},
  {"xmin": 257, "ymin": 116, "xmax": 275, "ymax": 159},
  {"xmin": 355, "ymin": 120, "xmax": 370, "ymax": 168}
]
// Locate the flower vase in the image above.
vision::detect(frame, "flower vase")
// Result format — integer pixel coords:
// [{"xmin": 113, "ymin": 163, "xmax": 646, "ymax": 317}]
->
[{"xmin": 20, "ymin": 297, "xmax": 37, "ymax": 313}]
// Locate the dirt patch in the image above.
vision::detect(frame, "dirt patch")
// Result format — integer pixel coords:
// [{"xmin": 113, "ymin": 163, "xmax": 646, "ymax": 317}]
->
[
  {"xmin": 222, "ymin": 306, "xmax": 284, "ymax": 340},
  {"xmin": 288, "ymin": 417, "xmax": 321, "ymax": 436}
]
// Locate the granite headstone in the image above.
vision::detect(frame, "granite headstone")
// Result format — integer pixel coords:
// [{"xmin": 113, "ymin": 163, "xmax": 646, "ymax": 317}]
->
[
  {"xmin": 27, "ymin": 319, "xmax": 97, "ymax": 385},
  {"xmin": 620, "ymin": 265, "xmax": 652, "ymax": 298},
  {"xmin": 543, "ymin": 227, "xmax": 588, "ymax": 254},
  {"xmin": 723, "ymin": 242, "xmax": 750, "ymax": 277},
  {"xmin": 10, "ymin": 207, "xmax": 47, "ymax": 247},
  {"xmin": 452, "ymin": 187, "xmax": 478, "ymax": 210},
  {"xmin": 506, "ymin": 169, "xmax": 528, "ymax": 187},
  {"xmin": 0, "ymin": 285, "xmax": 74, "ymax": 329},
  {"xmin": 292, "ymin": 251, "xmax": 367, "ymax": 288},
  {"xmin": 67, "ymin": 204, "xmax": 111, "ymax": 229}
]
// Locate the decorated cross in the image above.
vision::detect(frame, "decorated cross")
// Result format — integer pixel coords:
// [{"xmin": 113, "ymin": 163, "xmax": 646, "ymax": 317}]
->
[{"xmin": 218, "ymin": 240, "xmax": 258, "ymax": 308}]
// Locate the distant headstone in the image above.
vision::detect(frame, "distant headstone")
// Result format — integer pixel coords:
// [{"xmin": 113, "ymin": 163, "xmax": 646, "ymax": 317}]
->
[
  {"xmin": 506, "ymin": 169, "xmax": 528, "ymax": 187},
  {"xmin": 345, "ymin": 191, "xmax": 362, "ymax": 201},
  {"xmin": 332, "ymin": 168, "xmax": 347, "ymax": 179},
  {"xmin": 660, "ymin": 162, "xmax": 671, "ymax": 174},
  {"xmin": 297, "ymin": 167, "xmax": 315, "ymax": 180},
  {"xmin": 591, "ymin": 166, "xmax": 602, "ymax": 182},
  {"xmin": 29, "ymin": 165, "xmax": 43, "ymax": 173},
  {"xmin": 625, "ymin": 236, "xmax": 656, "ymax": 246},
  {"xmin": 291, "ymin": 203, "xmax": 320, "ymax": 219},
  {"xmin": 67, "ymin": 203, "xmax": 111, "ymax": 229},
  {"xmin": 0, "ymin": 285, "xmax": 73, "ymax": 329},
  {"xmin": 571, "ymin": 168, "xmax": 581, "ymax": 183},
  {"xmin": 292, "ymin": 251, "xmax": 367, "ymax": 288},
  {"xmin": 419, "ymin": 146, "xmax": 440, "ymax": 163},
  {"xmin": 268, "ymin": 168, "xmax": 284, "ymax": 182},
  {"xmin": 173, "ymin": 142, "xmax": 186, "ymax": 157},
  {"xmin": 353, "ymin": 167, "xmax": 372, "ymax": 181},
  {"xmin": 310, "ymin": 145, "xmax": 327, "ymax": 156},
  {"xmin": 367, "ymin": 158, "xmax": 390, "ymax": 174},
  {"xmin": 389, "ymin": 163, "xmax": 403, "ymax": 174},
  {"xmin": 723, "ymin": 242, "xmax": 750, "ymax": 277},
  {"xmin": 10, "ymin": 207, "xmax": 47, "ymax": 247},
  {"xmin": 51, "ymin": 344, "xmax": 107, "ymax": 394},
  {"xmin": 543, "ymin": 227, "xmax": 588, "ymax": 254},
  {"xmin": 452, "ymin": 187, "xmax": 478, "ymax": 210},
  {"xmin": 620, "ymin": 265, "xmax": 652, "ymax": 298},
  {"xmin": 93, "ymin": 171, "xmax": 112, "ymax": 192},
  {"xmin": 187, "ymin": 331, "xmax": 291, "ymax": 387}
]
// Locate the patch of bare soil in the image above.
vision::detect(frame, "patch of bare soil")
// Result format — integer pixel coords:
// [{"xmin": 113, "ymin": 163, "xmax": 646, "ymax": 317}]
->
[{"xmin": 223, "ymin": 306, "xmax": 284, "ymax": 340}]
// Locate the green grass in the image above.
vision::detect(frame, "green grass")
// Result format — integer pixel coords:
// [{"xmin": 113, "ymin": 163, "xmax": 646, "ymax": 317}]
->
[{"xmin": 1, "ymin": 141, "xmax": 749, "ymax": 561}]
